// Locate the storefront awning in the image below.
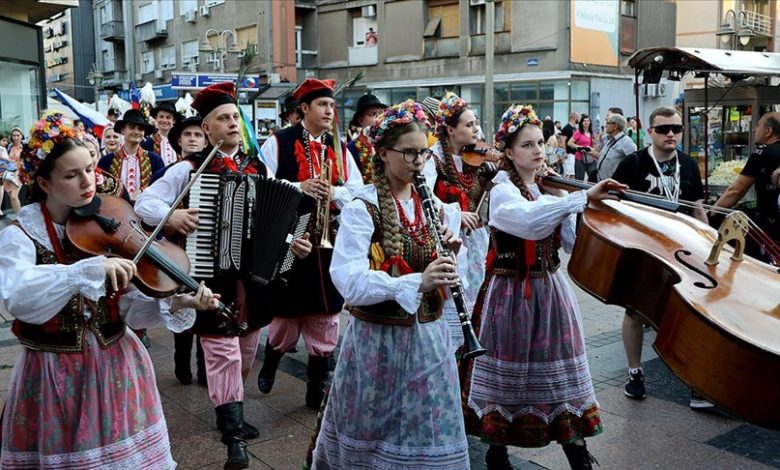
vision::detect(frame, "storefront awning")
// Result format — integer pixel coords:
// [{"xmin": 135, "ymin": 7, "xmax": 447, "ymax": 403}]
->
[{"xmin": 628, "ymin": 47, "xmax": 780, "ymax": 82}]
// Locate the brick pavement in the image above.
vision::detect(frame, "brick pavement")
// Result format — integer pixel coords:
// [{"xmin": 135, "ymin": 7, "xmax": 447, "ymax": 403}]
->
[{"xmin": 0, "ymin": 212, "xmax": 778, "ymax": 469}]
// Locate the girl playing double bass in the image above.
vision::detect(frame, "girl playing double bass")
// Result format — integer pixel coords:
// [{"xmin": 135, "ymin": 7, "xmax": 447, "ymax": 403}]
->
[
  {"xmin": 308, "ymin": 100, "xmax": 470, "ymax": 469},
  {"xmin": 460, "ymin": 105, "xmax": 625, "ymax": 470},
  {"xmin": 0, "ymin": 113, "xmax": 219, "ymax": 469}
]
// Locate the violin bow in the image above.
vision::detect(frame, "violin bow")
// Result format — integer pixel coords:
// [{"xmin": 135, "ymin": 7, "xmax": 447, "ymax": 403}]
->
[{"xmin": 132, "ymin": 140, "xmax": 224, "ymax": 264}]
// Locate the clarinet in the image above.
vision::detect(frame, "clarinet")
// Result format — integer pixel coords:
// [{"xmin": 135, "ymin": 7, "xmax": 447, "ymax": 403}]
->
[{"xmin": 413, "ymin": 171, "xmax": 487, "ymax": 359}]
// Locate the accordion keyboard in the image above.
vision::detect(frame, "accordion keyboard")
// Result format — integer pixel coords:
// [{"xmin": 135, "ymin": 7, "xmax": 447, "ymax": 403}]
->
[{"xmin": 186, "ymin": 173, "xmax": 221, "ymax": 278}]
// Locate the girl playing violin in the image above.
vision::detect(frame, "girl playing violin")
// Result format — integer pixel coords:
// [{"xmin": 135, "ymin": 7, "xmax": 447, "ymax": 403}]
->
[
  {"xmin": 308, "ymin": 100, "xmax": 469, "ymax": 469},
  {"xmin": 427, "ymin": 92, "xmax": 491, "ymax": 345},
  {"xmin": 0, "ymin": 113, "xmax": 219, "ymax": 469},
  {"xmin": 460, "ymin": 105, "xmax": 625, "ymax": 470}
]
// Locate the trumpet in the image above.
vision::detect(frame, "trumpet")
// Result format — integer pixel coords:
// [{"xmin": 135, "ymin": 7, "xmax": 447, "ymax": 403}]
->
[
  {"xmin": 315, "ymin": 159, "xmax": 333, "ymax": 248},
  {"xmin": 413, "ymin": 171, "xmax": 486, "ymax": 359}
]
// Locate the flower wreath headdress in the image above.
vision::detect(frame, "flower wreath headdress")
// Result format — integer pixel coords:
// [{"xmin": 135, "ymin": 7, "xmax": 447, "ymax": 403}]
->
[
  {"xmin": 435, "ymin": 91, "xmax": 468, "ymax": 132},
  {"xmin": 494, "ymin": 104, "xmax": 542, "ymax": 152},
  {"xmin": 19, "ymin": 112, "xmax": 79, "ymax": 183},
  {"xmin": 368, "ymin": 99, "xmax": 430, "ymax": 147}
]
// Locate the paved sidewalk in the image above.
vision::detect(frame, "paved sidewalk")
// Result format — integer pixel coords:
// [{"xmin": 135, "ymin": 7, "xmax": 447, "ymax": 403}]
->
[{"xmin": 0, "ymin": 227, "xmax": 778, "ymax": 468}]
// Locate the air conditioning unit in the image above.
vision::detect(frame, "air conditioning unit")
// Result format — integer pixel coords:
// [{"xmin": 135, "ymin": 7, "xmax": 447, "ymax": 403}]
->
[
  {"xmin": 470, "ymin": 0, "xmax": 486, "ymax": 5},
  {"xmin": 154, "ymin": 69, "xmax": 164, "ymax": 79},
  {"xmin": 361, "ymin": 5, "xmax": 376, "ymax": 17},
  {"xmin": 199, "ymin": 5, "xmax": 210, "ymax": 17},
  {"xmin": 184, "ymin": 10, "xmax": 196, "ymax": 23}
]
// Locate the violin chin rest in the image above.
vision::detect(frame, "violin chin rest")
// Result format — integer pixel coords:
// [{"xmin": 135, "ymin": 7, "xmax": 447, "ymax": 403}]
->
[{"xmin": 72, "ymin": 197, "xmax": 102, "ymax": 217}]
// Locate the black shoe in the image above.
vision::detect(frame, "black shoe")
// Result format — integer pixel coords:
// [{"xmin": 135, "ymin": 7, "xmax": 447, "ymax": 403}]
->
[
  {"xmin": 215, "ymin": 402, "xmax": 249, "ymax": 470},
  {"xmin": 237, "ymin": 421, "xmax": 259, "ymax": 440},
  {"xmin": 257, "ymin": 341, "xmax": 284, "ymax": 394},
  {"xmin": 562, "ymin": 442, "xmax": 599, "ymax": 470},
  {"xmin": 624, "ymin": 369, "xmax": 646, "ymax": 399},
  {"xmin": 305, "ymin": 355, "xmax": 330, "ymax": 409},
  {"xmin": 486, "ymin": 444, "xmax": 513, "ymax": 470}
]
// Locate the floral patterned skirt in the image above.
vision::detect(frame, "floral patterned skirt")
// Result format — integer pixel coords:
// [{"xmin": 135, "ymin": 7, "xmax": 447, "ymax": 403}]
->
[
  {"xmin": 0, "ymin": 329, "xmax": 175, "ymax": 469},
  {"xmin": 460, "ymin": 270, "xmax": 602, "ymax": 448},
  {"xmin": 310, "ymin": 317, "xmax": 469, "ymax": 469}
]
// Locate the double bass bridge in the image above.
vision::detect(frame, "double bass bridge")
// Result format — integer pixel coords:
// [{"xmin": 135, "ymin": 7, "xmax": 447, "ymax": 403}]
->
[{"xmin": 705, "ymin": 211, "xmax": 750, "ymax": 266}]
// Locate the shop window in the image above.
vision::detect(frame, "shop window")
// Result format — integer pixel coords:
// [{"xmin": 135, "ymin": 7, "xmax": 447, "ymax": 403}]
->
[
  {"xmin": 510, "ymin": 83, "xmax": 537, "ymax": 102},
  {"xmin": 426, "ymin": 0, "xmax": 460, "ymax": 38}
]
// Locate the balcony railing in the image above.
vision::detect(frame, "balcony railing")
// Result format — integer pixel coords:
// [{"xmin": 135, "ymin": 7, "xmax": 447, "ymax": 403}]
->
[
  {"xmin": 739, "ymin": 10, "xmax": 773, "ymax": 37},
  {"xmin": 135, "ymin": 20, "xmax": 168, "ymax": 43},
  {"xmin": 100, "ymin": 20, "xmax": 124, "ymax": 42},
  {"xmin": 347, "ymin": 45, "xmax": 377, "ymax": 66}
]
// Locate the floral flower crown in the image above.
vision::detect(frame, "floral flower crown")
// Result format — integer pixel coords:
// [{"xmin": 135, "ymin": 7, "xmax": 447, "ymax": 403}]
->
[
  {"xmin": 369, "ymin": 99, "xmax": 430, "ymax": 147},
  {"xmin": 494, "ymin": 104, "xmax": 542, "ymax": 151},
  {"xmin": 435, "ymin": 91, "xmax": 468, "ymax": 130},
  {"xmin": 20, "ymin": 112, "xmax": 79, "ymax": 180}
]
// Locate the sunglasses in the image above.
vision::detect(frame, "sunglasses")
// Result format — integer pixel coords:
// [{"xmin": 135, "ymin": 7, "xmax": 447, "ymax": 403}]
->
[{"xmin": 650, "ymin": 124, "xmax": 683, "ymax": 134}]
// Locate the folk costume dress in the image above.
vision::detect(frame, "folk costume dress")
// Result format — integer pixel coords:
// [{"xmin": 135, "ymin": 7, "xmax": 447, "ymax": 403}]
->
[
  {"xmin": 309, "ymin": 184, "xmax": 469, "ymax": 470},
  {"xmin": 460, "ymin": 171, "xmax": 602, "ymax": 447},
  {"xmin": 0, "ymin": 203, "xmax": 195, "ymax": 469},
  {"xmin": 427, "ymin": 140, "xmax": 490, "ymax": 345}
]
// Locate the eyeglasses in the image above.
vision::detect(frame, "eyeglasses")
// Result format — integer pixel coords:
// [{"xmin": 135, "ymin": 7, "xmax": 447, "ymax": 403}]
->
[
  {"xmin": 650, "ymin": 124, "xmax": 683, "ymax": 135},
  {"xmin": 387, "ymin": 147, "xmax": 433, "ymax": 163}
]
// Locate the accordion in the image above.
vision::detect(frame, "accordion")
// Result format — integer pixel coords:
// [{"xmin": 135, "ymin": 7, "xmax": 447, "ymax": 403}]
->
[{"xmin": 186, "ymin": 172, "xmax": 310, "ymax": 285}]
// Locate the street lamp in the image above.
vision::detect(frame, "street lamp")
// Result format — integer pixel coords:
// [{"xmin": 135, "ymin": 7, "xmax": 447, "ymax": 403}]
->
[
  {"xmin": 716, "ymin": 10, "xmax": 753, "ymax": 49},
  {"xmin": 199, "ymin": 29, "xmax": 240, "ymax": 73},
  {"xmin": 86, "ymin": 63, "xmax": 103, "ymax": 107}
]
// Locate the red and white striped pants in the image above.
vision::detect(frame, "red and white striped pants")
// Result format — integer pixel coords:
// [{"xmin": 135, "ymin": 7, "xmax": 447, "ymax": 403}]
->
[
  {"xmin": 267, "ymin": 314, "xmax": 339, "ymax": 356},
  {"xmin": 199, "ymin": 328, "xmax": 262, "ymax": 407}
]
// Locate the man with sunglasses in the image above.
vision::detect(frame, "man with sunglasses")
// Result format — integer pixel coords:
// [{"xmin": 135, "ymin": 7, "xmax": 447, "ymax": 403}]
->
[{"xmin": 611, "ymin": 106, "xmax": 710, "ymax": 409}]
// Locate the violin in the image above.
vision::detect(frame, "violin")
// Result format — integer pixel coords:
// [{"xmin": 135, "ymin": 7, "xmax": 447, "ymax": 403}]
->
[
  {"xmin": 545, "ymin": 175, "xmax": 780, "ymax": 430},
  {"xmin": 65, "ymin": 195, "xmax": 240, "ymax": 328},
  {"xmin": 462, "ymin": 142, "xmax": 502, "ymax": 167}
]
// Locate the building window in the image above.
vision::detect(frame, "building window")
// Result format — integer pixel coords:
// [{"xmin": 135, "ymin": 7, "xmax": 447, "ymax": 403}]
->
[
  {"xmin": 620, "ymin": 0, "xmax": 637, "ymax": 54},
  {"xmin": 350, "ymin": 8, "xmax": 378, "ymax": 47},
  {"xmin": 138, "ymin": 3, "xmax": 154, "ymax": 23},
  {"xmin": 142, "ymin": 50, "xmax": 155, "ymax": 73},
  {"xmin": 182, "ymin": 39, "xmax": 199, "ymax": 63},
  {"xmin": 469, "ymin": 0, "xmax": 507, "ymax": 35},
  {"xmin": 236, "ymin": 26, "xmax": 257, "ymax": 48},
  {"xmin": 100, "ymin": 5, "xmax": 109, "ymax": 24},
  {"xmin": 160, "ymin": 45, "xmax": 176, "ymax": 69},
  {"xmin": 179, "ymin": 0, "xmax": 197, "ymax": 15},
  {"xmin": 427, "ymin": 0, "xmax": 460, "ymax": 38},
  {"xmin": 102, "ymin": 49, "xmax": 114, "ymax": 71},
  {"xmin": 621, "ymin": 0, "xmax": 636, "ymax": 17}
]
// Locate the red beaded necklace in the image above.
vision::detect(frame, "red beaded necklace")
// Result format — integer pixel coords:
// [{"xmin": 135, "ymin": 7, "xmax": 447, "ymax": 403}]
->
[{"xmin": 392, "ymin": 189, "xmax": 429, "ymax": 245}]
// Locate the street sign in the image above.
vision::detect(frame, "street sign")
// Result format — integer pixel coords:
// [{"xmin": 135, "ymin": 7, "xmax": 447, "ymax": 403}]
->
[
  {"xmin": 527, "ymin": 58, "xmax": 539, "ymax": 67},
  {"xmin": 171, "ymin": 73, "xmax": 262, "ymax": 90}
]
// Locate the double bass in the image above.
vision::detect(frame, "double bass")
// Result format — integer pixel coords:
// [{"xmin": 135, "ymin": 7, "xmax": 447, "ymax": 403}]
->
[{"xmin": 546, "ymin": 175, "xmax": 780, "ymax": 430}]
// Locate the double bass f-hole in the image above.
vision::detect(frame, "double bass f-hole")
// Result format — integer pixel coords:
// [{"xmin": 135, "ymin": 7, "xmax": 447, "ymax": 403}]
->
[{"xmin": 674, "ymin": 250, "xmax": 717, "ymax": 289}]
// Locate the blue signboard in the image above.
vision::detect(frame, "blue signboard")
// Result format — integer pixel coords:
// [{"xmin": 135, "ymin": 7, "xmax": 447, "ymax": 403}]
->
[
  {"xmin": 116, "ymin": 84, "xmax": 178, "ymax": 101},
  {"xmin": 527, "ymin": 58, "xmax": 539, "ymax": 67},
  {"xmin": 171, "ymin": 73, "xmax": 260, "ymax": 90}
]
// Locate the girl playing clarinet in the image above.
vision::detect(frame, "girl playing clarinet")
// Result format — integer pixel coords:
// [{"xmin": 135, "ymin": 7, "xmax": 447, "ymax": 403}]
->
[
  {"xmin": 308, "ymin": 100, "xmax": 469, "ymax": 469},
  {"xmin": 461, "ymin": 105, "xmax": 626, "ymax": 470},
  {"xmin": 0, "ymin": 112, "xmax": 219, "ymax": 469}
]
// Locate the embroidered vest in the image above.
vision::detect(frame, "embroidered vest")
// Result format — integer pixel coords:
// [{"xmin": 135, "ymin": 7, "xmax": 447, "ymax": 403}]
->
[
  {"xmin": 347, "ymin": 200, "xmax": 443, "ymax": 325},
  {"xmin": 108, "ymin": 148, "xmax": 154, "ymax": 191},
  {"xmin": 273, "ymin": 123, "xmax": 348, "ymax": 184},
  {"xmin": 433, "ymin": 150, "xmax": 486, "ymax": 212},
  {"xmin": 488, "ymin": 228, "xmax": 561, "ymax": 278},
  {"xmin": 11, "ymin": 232, "xmax": 125, "ymax": 353}
]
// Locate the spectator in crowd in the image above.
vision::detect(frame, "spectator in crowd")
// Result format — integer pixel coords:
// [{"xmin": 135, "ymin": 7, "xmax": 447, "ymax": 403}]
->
[
  {"xmin": 366, "ymin": 27, "xmax": 378, "ymax": 46},
  {"xmin": 596, "ymin": 114, "xmax": 637, "ymax": 181},
  {"xmin": 568, "ymin": 114, "xmax": 599, "ymax": 181}
]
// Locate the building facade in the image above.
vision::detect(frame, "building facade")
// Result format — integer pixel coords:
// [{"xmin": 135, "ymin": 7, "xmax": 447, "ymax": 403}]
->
[
  {"xmin": 0, "ymin": 0, "xmax": 77, "ymax": 130},
  {"xmin": 40, "ymin": 0, "xmax": 96, "ymax": 103},
  {"xmin": 296, "ymin": 0, "xmax": 677, "ymax": 135}
]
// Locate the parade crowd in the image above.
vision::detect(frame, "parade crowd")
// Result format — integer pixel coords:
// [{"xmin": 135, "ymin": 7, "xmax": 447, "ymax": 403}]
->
[{"xmin": 0, "ymin": 75, "xmax": 778, "ymax": 470}]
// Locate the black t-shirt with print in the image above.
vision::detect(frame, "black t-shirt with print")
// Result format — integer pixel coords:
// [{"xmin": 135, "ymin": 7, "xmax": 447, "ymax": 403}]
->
[
  {"xmin": 612, "ymin": 146, "xmax": 704, "ymax": 203},
  {"xmin": 741, "ymin": 142, "xmax": 780, "ymax": 237},
  {"xmin": 561, "ymin": 123, "xmax": 576, "ymax": 142}
]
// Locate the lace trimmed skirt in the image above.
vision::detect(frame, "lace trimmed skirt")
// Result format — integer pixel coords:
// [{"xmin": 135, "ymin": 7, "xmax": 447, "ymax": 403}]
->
[
  {"xmin": 0, "ymin": 328, "xmax": 175, "ymax": 469},
  {"xmin": 310, "ymin": 316, "xmax": 469, "ymax": 469},
  {"xmin": 461, "ymin": 270, "xmax": 603, "ymax": 447}
]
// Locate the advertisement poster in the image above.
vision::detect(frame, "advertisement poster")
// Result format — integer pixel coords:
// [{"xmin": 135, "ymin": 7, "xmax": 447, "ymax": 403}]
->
[{"xmin": 570, "ymin": 0, "xmax": 620, "ymax": 67}]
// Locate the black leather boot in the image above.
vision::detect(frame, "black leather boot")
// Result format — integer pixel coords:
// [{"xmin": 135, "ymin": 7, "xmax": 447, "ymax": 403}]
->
[
  {"xmin": 196, "ymin": 337, "xmax": 207, "ymax": 386},
  {"xmin": 485, "ymin": 444, "xmax": 513, "ymax": 470},
  {"xmin": 173, "ymin": 332, "xmax": 193, "ymax": 384},
  {"xmin": 257, "ymin": 341, "xmax": 284, "ymax": 394},
  {"xmin": 305, "ymin": 355, "xmax": 330, "ymax": 410},
  {"xmin": 562, "ymin": 442, "xmax": 599, "ymax": 470},
  {"xmin": 215, "ymin": 402, "xmax": 249, "ymax": 470}
]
